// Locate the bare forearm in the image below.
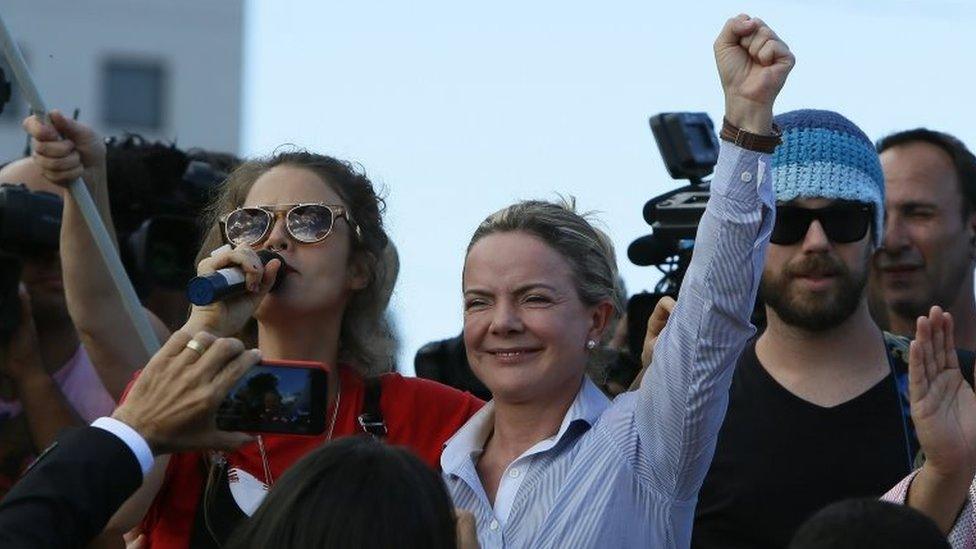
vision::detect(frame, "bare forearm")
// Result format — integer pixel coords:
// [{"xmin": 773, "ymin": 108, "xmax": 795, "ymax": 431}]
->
[
  {"xmin": 906, "ymin": 464, "xmax": 972, "ymax": 535},
  {"xmin": 61, "ymin": 176, "xmax": 157, "ymax": 398},
  {"xmin": 60, "ymin": 178, "xmax": 119, "ymax": 319},
  {"xmin": 12, "ymin": 371, "xmax": 82, "ymax": 452}
]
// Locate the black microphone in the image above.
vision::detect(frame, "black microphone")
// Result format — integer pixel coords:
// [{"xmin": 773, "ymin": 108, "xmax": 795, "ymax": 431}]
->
[
  {"xmin": 627, "ymin": 234, "xmax": 678, "ymax": 267},
  {"xmin": 187, "ymin": 250, "xmax": 286, "ymax": 306}
]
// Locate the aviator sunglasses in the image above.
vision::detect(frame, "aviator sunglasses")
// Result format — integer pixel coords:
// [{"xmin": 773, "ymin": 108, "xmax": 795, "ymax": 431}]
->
[
  {"xmin": 771, "ymin": 203, "xmax": 873, "ymax": 245},
  {"xmin": 220, "ymin": 203, "xmax": 362, "ymax": 247}
]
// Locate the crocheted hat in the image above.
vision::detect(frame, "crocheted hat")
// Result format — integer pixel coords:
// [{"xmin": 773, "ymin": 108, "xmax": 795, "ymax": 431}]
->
[{"xmin": 771, "ymin": 109, "xmax": 884, "ymax": 243}]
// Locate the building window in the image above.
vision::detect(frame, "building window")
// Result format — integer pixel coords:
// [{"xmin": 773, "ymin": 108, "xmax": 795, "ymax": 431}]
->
[
  {"xmin": 102, "ymin": 60, "xmax": 165, "ymax": 129},
  {"xmin": 0, "ymin": 49, "xmax": 28, "ymax": 122}
]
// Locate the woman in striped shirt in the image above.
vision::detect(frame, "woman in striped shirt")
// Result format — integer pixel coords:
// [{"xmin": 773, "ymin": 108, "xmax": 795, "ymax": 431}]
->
[{"xmin": 442, "ymin": 15, "xmax": 794, "ymax": 547}]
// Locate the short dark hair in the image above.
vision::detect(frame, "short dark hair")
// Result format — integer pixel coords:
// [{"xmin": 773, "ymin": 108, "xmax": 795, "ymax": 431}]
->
[
  {"xmin": 877, "ymin": 128, "xmax": 976, "ymax": 217},
  {"xmin": 226, "ymin": 437, "xmax": 457, "ymax": 549},
  {"xmin": 789, "ymin": 498, "xmax": 949, "ymax": 549}
]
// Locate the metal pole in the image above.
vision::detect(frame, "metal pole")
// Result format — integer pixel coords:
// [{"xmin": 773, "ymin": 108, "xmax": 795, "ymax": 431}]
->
[{"xmin": 0, "ymin": 12, "xmax": 159, "ymax": 355}]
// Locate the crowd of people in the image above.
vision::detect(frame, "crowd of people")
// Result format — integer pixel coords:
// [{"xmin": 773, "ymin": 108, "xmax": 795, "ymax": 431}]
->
[{"xmin": 0, "ymin": 13, "xmax": 973, "ymax": 549}]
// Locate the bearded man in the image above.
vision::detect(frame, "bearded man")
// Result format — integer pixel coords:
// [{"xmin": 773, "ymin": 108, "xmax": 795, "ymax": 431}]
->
[{"xmin": 691, "ymin": 110, "xmax": 974, "ymax": 548}]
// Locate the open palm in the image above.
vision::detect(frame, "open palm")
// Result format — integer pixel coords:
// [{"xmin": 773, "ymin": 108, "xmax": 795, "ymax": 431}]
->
[{"xmin": 910, "ymin": 306, "xmax": 976, "ymax": 478}]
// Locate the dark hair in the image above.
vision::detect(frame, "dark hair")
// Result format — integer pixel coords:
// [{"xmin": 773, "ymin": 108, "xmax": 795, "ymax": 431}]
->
[
  {"xmin": 789, "ymin": 498, "xmax": 949, "ymax": 549},
  {"xmin": 877, "ymin": 128, "xmax": 976, "ymax": 217},
  {"xmin": 104, "ymin": 135, "xmax": 243, "ymax": 300},
  {"xmin": 105, "ymin": 134, "xmax": 243, "ymax": 231},
  {"xmin": 195, "ymin": 149, "xmax": 395, "ymax": 374},
  {"xmin": 105, "ymin": 134, "xmax": 193, "ymax": 234},
  {"xmin": 226, "ymin": 437, "xmax": 457, "ymax": 549}
]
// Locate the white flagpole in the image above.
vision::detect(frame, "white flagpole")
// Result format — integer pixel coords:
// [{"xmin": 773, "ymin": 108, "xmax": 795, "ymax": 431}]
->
[{"xmin": 0, "ymin": 12, "xmax": 159, "ymax": 355}]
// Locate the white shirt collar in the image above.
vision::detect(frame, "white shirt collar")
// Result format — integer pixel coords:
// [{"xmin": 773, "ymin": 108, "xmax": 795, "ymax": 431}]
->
[{"xmin": 441, "ymin": 377, "xmax": 610, "ymax": 474}]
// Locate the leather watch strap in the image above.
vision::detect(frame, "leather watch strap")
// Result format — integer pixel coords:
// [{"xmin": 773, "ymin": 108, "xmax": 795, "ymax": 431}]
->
[{"xmin": 720, "ymin": 117, "xmax": 782, "ymax": 154}]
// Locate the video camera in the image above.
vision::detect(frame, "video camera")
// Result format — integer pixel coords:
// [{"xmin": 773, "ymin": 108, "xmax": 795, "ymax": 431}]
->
[
  {"xmin": 0, "ymin": 184, "xmax": 63, "ymax": 341},
  {"xmin": 122, "ymin": 159, "xmax": 227, "ymax": 294},
  {"xmin": 105, "ymin": 138, "xmax": 230, "ymax": 298},
  {"xmin": 625, "ymin": 112, "xmax": 719, "ymax": 356},
  {"xmin": 0, "ymin": 142, "xmax": 229, "ymax": 341}
]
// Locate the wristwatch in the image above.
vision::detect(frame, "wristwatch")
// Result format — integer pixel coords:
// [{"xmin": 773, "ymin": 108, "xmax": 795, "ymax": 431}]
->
[{"xmin": 720, "ymin": 118, "xmax": 782, "ymax": 153}]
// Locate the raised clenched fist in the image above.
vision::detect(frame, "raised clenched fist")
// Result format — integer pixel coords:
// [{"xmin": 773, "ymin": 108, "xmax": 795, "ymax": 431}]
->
[{"xmin": 714, "ymin": 14, "xmax": 795, "ymax": 135}]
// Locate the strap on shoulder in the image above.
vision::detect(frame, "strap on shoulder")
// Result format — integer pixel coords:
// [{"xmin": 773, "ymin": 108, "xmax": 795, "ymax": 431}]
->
[{"xmin": 358, "ymin": 376, "xmax": 387, "ymax": 439}]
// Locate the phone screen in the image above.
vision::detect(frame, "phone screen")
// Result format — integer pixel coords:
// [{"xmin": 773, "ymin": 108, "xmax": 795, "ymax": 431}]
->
[{"xmin": 216, "ymin": 361, "xmax": 329, "ymax": 435}]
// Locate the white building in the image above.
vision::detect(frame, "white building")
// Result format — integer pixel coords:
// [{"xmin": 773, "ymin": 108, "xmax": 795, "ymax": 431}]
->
[{"xmin": 0, "ymin": 0, "xmax": 242, "ymax": 159}]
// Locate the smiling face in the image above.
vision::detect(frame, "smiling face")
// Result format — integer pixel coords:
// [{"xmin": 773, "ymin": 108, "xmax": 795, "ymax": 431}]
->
[
  {"xmin": 462, "ymin": 231, "xmax": 611, "ymax": 404},
  {"xmin": 874, "ymin": 142, "xmax": 976, "ymax": 320},
  {"xmin": 243, "ymin": 165, "xmax": 368, "ymax": 322},
  {"xmin": 760, "ymin": 198, "xmax": 872, "ymax": 331}
]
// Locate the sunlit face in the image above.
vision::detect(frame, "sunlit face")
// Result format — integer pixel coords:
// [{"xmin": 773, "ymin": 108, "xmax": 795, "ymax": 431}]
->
[
  {"xmin": 242, "ymin": 165, "xmax": 367, "ymax": 322},
  {"xmin": 0, "ymin": 158, "xmax": 68, "ymax": 322},
  {"xmin": 462, "ymin": 231, "xmax": 610, "ymax": 404},
  {"xmin": 761, "ymin": 198, "xmax": 872, "ymax": 331},
  {"xmin": 874, "ymin": 142, "xmax": 975, "ymax": 321}
]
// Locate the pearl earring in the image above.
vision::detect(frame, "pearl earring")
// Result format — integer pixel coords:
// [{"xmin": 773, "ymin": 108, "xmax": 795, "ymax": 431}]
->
[{"xmin": 586, "ymin": 340, "xmax": 597, "ymax": 350}]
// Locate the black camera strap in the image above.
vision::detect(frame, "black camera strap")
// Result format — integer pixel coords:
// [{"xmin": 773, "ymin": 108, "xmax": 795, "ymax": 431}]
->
[{"xmin": 357, "ymin": 377, "xmax": 387, "ymax": 439}]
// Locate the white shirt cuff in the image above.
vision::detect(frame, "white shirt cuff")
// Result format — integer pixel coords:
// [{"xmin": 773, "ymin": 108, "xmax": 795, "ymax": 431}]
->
[{"xmin": 91, "ymin": 416, "xmax": 154, "ymax": 476}]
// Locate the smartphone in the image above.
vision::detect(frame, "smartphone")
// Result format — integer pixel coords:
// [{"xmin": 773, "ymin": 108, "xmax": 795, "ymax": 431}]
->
[{"xmin": 216, "ymin": 360, "xmax": 329, "ymax": 435}]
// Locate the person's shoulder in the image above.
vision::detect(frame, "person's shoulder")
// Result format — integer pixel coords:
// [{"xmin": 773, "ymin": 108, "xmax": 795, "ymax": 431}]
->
[
  {"xmin": 380, "ymin": 373, "xmax": 485, "ymax": 412},
  {"xmin": 884, "ymin": 331, "xmax": 911, "ymax": 355},
  {"xmin": 382, "ymin": 373, "xmax": 483, "ymax": 402},
  {"xmin": 733, "ymin": 337, "xmax": 761, "ymax": 373},
  {"xmin": 883, "ymin": 331, "xmax": 974, "ymax": 384}
]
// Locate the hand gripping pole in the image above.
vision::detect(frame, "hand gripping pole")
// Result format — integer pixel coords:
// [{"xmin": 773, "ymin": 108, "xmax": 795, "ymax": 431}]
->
[{"xmin": 0, "ymin": 13, "xmax": 159, "ymax": 355}]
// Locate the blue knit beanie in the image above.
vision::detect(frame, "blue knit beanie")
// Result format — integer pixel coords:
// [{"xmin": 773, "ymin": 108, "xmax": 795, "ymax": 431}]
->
[{"xmin": 771, "ymin": 109, "xmax": 885, "ymax": 243}]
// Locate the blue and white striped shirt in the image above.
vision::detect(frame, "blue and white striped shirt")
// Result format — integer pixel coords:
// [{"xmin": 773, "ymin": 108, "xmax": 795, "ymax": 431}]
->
[{"xmin": 441, "ymin": 143, "xmax": 775, "ymax": 548}]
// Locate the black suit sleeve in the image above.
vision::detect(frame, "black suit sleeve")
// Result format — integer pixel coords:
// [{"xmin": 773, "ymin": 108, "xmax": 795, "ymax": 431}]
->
[{"xmin": 0, "ymin": 426, "xmax": 143, "ymax": 549}]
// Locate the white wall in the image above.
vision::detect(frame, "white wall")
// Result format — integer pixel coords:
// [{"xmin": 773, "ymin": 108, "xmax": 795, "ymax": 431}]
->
[{"xmin": 0, "ymin": 0, "xmax": 242, "ymax": 159}]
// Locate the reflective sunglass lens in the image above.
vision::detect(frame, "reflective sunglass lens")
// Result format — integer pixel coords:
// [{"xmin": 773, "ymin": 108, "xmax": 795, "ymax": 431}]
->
[
  {"xmin": 287, "ymin": 205, "xmax": 335, "ymax": 242},
  {"xmin": 225, "ymin": 208, "xmax": 271, "ymax": 246}
]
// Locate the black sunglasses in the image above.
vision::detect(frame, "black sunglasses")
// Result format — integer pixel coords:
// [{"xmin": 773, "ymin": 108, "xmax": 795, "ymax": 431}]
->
[{"xmin": 771, "ymin": 203, "xmax": 873, "ymax": 245}]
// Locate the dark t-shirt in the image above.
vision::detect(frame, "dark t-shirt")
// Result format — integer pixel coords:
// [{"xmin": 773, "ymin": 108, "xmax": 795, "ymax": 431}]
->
[{"xmin": 692, "ymin": 333, "xmax": 974, "ymax": 548}]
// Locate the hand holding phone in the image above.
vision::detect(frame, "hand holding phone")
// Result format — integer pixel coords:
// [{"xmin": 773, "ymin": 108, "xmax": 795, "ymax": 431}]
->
[{"xmin": 216, "ymin": 360, "xmax": 330, "ymax": 435}]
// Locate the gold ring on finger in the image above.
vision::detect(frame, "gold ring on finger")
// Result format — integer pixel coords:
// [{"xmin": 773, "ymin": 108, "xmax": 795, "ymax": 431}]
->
[{"xmin": 185, "ymin": 339, "xmax": 207, "ymax": 356}]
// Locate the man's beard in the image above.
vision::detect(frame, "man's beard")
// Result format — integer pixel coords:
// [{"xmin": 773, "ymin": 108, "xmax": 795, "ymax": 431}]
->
[{"xmin": 760, "ymin": 252, "xmax": 868, "ymax": 332}]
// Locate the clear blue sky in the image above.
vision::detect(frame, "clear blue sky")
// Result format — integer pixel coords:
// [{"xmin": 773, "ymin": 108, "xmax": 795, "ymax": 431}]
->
[{"xmin": 242, "ymin": 0, "xmax": 976, "ymax": 374}]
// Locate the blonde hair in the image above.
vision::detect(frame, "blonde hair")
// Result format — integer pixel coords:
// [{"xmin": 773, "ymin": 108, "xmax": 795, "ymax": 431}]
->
[{"xmin": 466, "ymin": 198, "xmax": 624, "ymax": 316}]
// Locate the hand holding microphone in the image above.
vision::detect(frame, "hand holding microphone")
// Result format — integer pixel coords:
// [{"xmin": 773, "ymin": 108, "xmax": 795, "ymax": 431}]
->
[
  {"xmin": 182, "ymin": 245, "xmax": 285, "ymax": 337},
  {"xmin": 188, "ymin": 249, "xmax": 286, "ymax": 306}
]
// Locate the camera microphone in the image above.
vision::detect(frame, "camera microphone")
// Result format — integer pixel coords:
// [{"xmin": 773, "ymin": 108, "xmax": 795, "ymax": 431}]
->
[
  {"xmin": 627, "ymin": 234, "xmax": 678, "ymax": 267},
  {"xmin": 187, "ymin": 249, "xmax": 286, "ymax": 306}
]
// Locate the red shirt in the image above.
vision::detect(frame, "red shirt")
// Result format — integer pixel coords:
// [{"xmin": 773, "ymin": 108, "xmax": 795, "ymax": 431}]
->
[{"xmin": 138, "ymin": 365, "xmax": 483, "ymax": 548}]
